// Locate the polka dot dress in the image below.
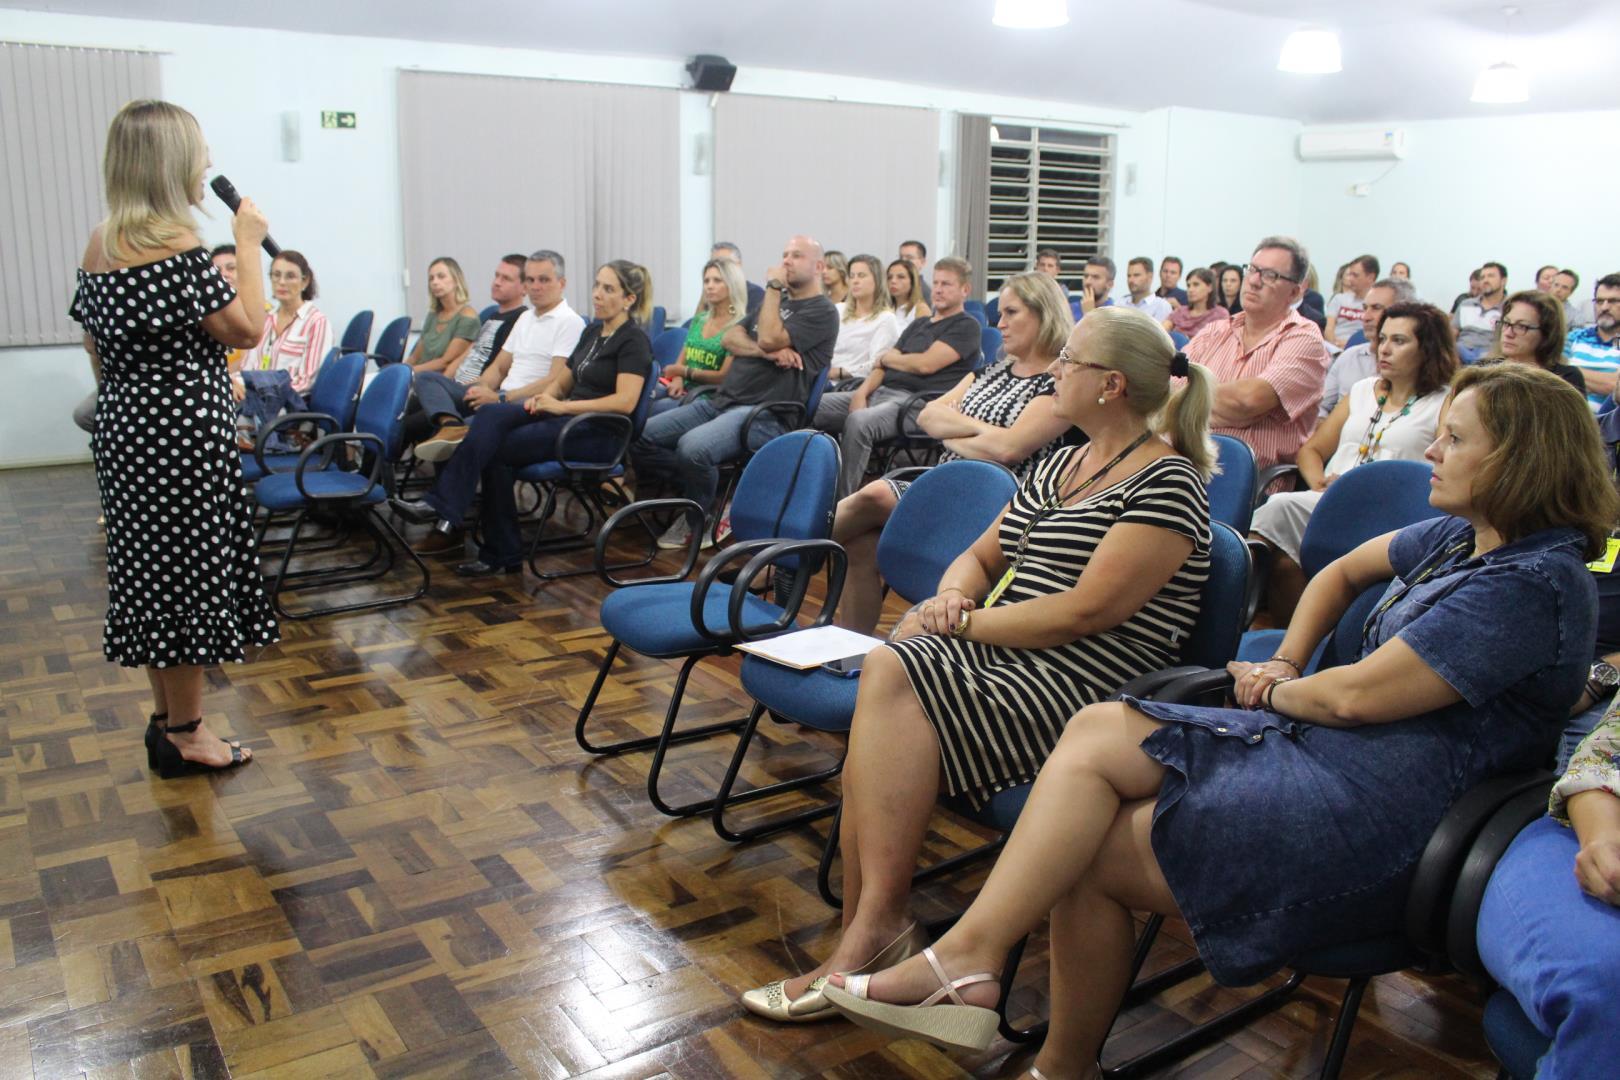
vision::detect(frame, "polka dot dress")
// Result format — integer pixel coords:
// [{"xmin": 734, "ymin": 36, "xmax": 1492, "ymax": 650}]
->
[{"xmin": 70, "ymin": 247, "xmax": 279, "ymax": 668}]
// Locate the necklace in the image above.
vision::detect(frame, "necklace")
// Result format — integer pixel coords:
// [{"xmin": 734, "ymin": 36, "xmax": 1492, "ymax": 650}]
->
[{"xmin": 1356, "ymin": 386, "xmax": 1417, "ymax": 465}]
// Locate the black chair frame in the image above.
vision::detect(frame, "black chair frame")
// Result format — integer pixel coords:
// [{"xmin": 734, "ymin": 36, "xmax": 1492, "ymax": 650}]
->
[
  {"xmin": 707, "ymin": 399, "xmax": 812, "ymax": 546},
  {"xmin": 870, "ymin": 390, "xmax": 945, "ymax": 478},
  {"xmin": 519, "ymin": 412, "xmax": 659, "ymax": 581}
]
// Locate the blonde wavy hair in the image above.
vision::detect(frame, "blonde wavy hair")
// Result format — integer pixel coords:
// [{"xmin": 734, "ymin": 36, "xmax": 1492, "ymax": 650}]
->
[
  {"xmin": 427, "ymin": 257, "xmax": 471, "ymax": 315},
  {"xmin": 100, "ymin": 99, "xmax": 208, "ymax": 263},
  {"xmin": 702, "ymin": 257, "xmax": 748, "ymax": 331}
]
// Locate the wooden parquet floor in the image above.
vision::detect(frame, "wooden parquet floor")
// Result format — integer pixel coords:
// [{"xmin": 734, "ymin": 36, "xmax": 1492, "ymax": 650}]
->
[{"xmin": 0, "ymin": 463, "xmax": 1501, "ymax": 1079}]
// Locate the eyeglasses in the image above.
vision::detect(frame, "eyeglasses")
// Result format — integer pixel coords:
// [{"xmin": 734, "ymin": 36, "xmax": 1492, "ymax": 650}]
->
[
  {"xmin": 1242, "ymin": 263, "xmax": 1301, "ymax": 287},
  {"xmin": 1055, "ymin": 347, "xmax": 1111, "ymax": 373},
  {"xmin": 1499, "ymin": 319, "xmax": 1542, "ymax": 335},
  {"xmin": 269, "ymin": 270, "xmax": 304, "ymax": 282}
]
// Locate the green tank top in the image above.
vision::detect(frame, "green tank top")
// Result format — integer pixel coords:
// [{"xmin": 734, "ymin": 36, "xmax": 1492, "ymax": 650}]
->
[{"xmin": 682, "ymin": 311, "xmax": 729, "ymax": 373}]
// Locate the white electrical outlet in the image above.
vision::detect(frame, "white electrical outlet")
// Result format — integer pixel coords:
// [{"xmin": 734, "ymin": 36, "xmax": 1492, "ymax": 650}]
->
[{"xmin": 1350, "ymin": 182, "xmax": 1371, "ymax": 197}]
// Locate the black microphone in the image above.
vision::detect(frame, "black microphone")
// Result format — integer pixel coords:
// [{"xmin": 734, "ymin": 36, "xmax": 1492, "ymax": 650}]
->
[{"xmin": 209, "ymin": 175, "xmax": 281, "ymax": 258}]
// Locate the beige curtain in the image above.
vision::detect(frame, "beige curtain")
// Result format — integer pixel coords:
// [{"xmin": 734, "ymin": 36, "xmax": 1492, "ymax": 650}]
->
[
  {"xmin": 953, "ymin": 114, "xmax": 992, "ymax": 298},
  {"xmin": 713, "ymin": 95, "xmax": 938, "ymax": 279},
  {"xmin": 397, "ymin": 72, "xmax": 681, "ymax": 323},
  {"xmin": 1, "ymin": 43, "xmax": 161, "ymax": 347}
]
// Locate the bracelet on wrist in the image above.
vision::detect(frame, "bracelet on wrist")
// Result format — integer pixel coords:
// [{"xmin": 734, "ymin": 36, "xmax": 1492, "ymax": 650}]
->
[
  {"xmin": 1268, "ymin": 655, "xmax": 1304, "ymax": 675},
  {"xmin": 1264, "ymin": 676, "xmax": 1294, "ymax": 711}
]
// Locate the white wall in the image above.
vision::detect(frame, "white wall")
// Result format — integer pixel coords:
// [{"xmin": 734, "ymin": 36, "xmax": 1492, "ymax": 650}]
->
[
  {"xmin": 0, "ymin": 10, "xmax": 1299, "ymax": 468},
  {"xmin": 1298, "ymin": 110, "xmax": 1620, "ymax": 303}
]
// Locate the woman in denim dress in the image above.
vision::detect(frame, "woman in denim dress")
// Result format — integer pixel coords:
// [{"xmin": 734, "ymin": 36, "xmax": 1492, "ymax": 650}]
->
[{"xmin": 819, "ymin": 363, "xmax": 1614, "ymax": 1078}]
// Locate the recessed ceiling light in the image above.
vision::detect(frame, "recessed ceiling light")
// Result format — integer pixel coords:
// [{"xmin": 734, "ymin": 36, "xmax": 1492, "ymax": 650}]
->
[
  {"xmin": 1277, "ymin": 27, "xmax": 1342, "ymax": 74},
  {"xmin": 1471, "ymin": 61, "xmax": 1529, "ymax": 104},
  {"xmin": 992, "ymin": 0, "xmax": 1069, "ymax": 30}
]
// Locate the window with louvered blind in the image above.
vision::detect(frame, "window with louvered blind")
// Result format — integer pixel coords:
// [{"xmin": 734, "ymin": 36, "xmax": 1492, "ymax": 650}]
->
[{"xmin": 985, "ymin": 123, "xmax": 1113, "ymax": 296}]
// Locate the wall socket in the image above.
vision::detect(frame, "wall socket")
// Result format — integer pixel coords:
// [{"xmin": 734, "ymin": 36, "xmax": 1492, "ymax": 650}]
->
[{"xmin": 1349, "ymin": 182, "xmax": 1371, "ymax": 197}]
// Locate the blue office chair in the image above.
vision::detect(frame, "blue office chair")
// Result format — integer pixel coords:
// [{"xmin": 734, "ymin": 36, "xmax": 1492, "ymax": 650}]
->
[
  {"xmin": 1345, "ymin": 328, "xmax": 1368, "ymax": 349},
  {"xmin": 517, "ymin": 359, "xmax": 662, "ymax": 581},
  {"xmin": 241, "ymin": 352, "xmax": 366, "ymax": 484},
  {"xmin": 1207, "ymin": 434, "xmax": 1256, "ymax": 534},
  {"xmin": 368, "ymin": 316, "xmax": 411, "ymax": 366},
  {"xmin": 252, "ymin": 364, "xmax": 428, "ymax": 618},
  {"xmin": 576, "ymin": 430, "xmax": 842, "ymax": 817},
  {"xmin": 1069, "ymin": 296, "xmax": 1084, "ymax": 320},
  {"xmin": 340, "ymin": 310, "xmax": 374, "ymax": 355},
  {"xmin": 1170, "ymin": 330, "xmax": 1190, "ymax": 349},
  {"xmin": 648, "ymin": 305, "xmax": 667, "ymax": 338},
  {"xmin": 706, "ymin": 365, "xmax": 832, "ymax": 544},
  {"xmin": 985, "ymin": 297, "xmax": 1000, "ymax": 327},
  {"xmin": 963, "ymin": 298, "xmax": 987, "ymax": 322},
  {"xmin": 979, "ymin": 325, "xmax": 1003, "ymax": 369},
  {"xmin": 713, "ymin": 459, "xmax": 1020, "ymax": 842},
  {"xmin": 478, "ymin": 303, "xmax": 499, "ymax": 323},
  {"xmin": 651, "ymin": 327, "xmax": 686, "ymax": 370},
  {"xmin": 1239, "ymin": 459, "xmax": 1440, "ymax": 667}
]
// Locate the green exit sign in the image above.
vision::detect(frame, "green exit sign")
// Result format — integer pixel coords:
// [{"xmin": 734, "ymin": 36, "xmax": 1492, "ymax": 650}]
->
[{"xmin": 321, "ymin": 111, "xmax": 357, "ymax": 129}]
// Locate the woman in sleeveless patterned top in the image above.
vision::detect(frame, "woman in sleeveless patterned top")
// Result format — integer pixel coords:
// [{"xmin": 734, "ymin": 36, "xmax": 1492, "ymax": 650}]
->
[
  {"xmin": 70, "ymin": 100, "xmax": 278, "ymax": 777},
  {"xmin": 831, "ymin": 272, "xmax": 1077, "ymax": 634},
  {"xmin": 742, "ymin": 307, "xmax": 1218, "ymax": 1023}
]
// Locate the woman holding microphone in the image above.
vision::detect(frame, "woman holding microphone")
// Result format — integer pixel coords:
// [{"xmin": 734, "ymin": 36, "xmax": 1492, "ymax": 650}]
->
[{"xmin": 70, "ymin": 100, "xmax": 279, "ymax": 778}]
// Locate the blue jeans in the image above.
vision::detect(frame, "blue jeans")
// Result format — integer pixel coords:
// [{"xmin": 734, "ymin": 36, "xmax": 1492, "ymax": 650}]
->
[
  {"xmin": 237, "ymin": 370, "xmax": 307, "ymax": 450},
  {"xmin": 477, "ymin": 415, "xmax": 619, "ymax": 566},
  {"xmin": 414, "ymin": 370, "xmax": 473, "ymax": 424},
  {"xmin": 1478, "ymin": 816, "xmax": 1620, "ymax": 1079},
  {"xmin": 422, "ymin": 402, "xmax": 538, "ymax": 526},
  {"xmin": 630, "ymin": 397, "xmax": 784, "ymax": 514}
]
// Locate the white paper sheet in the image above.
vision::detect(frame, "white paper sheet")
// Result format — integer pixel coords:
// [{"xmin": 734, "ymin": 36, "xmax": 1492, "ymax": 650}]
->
[{"xmin": 734, "ymin": 624, "xmax": 888, "ymax": 670}]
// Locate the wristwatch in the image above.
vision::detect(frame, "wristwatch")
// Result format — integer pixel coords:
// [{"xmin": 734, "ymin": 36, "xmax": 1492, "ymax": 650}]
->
[
  {"xmin": 497, "ymin": 390, "xmax": 507, "ymax": 404},
  {"xmin": 1586, "ymin": 660, "xmax": 1620, "ymax": 701},
  {"xmin": 766, "ymin": 280, "xmax": 788, "ymax": 294}
]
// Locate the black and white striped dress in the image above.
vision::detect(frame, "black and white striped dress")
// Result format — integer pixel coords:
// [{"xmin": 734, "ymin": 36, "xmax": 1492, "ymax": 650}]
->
[
  {"xmin": 888, "ymin": 447, "xmax": 1210, "ymax": 806},
  {"xmin": 939, "ymin": 358, "xmax": 1065, "ymax": 481}
]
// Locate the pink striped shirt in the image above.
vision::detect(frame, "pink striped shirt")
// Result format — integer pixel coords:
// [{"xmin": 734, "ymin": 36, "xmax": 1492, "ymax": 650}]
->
[
  {"xmin": 1185, "ymin": 308, "xmax": 1330, "ymax": 471},
  {"xmin": 254, "ymin": 302, "xmax": 331, "ymax": 394}
]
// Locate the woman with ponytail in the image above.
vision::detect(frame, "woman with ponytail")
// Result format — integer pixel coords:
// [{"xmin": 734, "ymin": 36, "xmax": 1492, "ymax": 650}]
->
[
  {"xmin": 392, "ymin": 261, "xmax": 653, "ymax": 575},
  {"xmin": 742, "ymin": 306, "xmax": 1215, "ymax": 1024}
]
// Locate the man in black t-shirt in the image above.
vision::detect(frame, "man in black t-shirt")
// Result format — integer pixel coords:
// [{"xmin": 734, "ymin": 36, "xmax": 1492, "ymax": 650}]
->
[
  {"xmin": 632, "ymin": 234, "xmax": 839, "ymax": 549},
  {"xmin": 814, "ymin": 256, "xmax": 982, "ymax": 496}
]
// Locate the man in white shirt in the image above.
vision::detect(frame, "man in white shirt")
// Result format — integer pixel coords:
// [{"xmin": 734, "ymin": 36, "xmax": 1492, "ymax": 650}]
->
[
  {"xmin": 416, "ymin": 250, "xmax": 584, "ymax": 461},
  {"xmin": 1454, "ymin": 261, "xmax": 1509, "ymax": 358},
  {"xmin": 1121, "ymin": 257, "xmax": 1171, "ymax": 321},
  {"xmin": 1318, "ymin": 277, "xmax": 1415, "ymax": 418},
  {"xmin": 1324, "ymin": 254, "xmax": 1379, "ymax": 349}
]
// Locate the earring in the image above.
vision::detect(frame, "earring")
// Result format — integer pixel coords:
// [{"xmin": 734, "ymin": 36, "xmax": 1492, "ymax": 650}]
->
[{"xmin": 1097, "ymin": 395, "xmax": 1107, "ymax": 405}]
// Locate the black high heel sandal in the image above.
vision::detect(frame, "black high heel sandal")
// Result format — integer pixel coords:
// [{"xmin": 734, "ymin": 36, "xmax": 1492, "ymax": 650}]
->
[
  {"xmin": 144, "ymin": 712, "xmax": 167, "ymax": 771},
  {"xmin": 154, "ymin": 718, "xmax": 250, "ymax": 779}
]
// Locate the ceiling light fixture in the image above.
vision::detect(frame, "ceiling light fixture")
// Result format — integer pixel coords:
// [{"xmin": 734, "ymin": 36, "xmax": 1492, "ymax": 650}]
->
[
  {"xmin": 1277, "ymin": 27, "xmax": 1342, "ymax": 74},
  {"xmin": 1471, "ymin": 61, "xmax": 1529, "ymax": 104},
  {"xmin": 992, "ymin": 0, "xmax": 1069, "ymax": 30}
]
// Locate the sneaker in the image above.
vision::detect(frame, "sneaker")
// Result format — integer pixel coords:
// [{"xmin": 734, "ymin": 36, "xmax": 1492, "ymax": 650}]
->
[
  {"xmin": 655, "ymin": 519, "xmax": 715, "ymax": 551},
  {"xmin": 714, "ymin": 511, "xmax": 733, "ymax": 544},
  {"xmin": 415, "ymin": 424, "xmax": 470, "ymax": 462}
]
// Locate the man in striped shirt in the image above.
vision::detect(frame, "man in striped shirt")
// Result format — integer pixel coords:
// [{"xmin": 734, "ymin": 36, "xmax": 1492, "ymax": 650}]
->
[
  {"xmin": 1184, "ymin": 236, "xmax": 1332, "ymax": 477},
  {"xmin": 1565, "ymin": 273, "xmax": 1620, "ymax": 409}
]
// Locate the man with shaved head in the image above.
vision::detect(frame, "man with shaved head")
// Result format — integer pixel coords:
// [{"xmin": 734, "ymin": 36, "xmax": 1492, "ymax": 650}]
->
[{"xmin": 632, "ymin": 234, "xmax": 838, "ymax": 549}]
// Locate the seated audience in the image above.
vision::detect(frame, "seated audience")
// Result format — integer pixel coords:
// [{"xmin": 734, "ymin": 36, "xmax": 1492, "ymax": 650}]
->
[
  {"xmin": 1163, "ymin": 267, "xmax": 1228, "ymax": 341},
  {"xmin": 1078, "ymin": 255, "xmax": 1116, "ymax": 317},
  {"xmin": 389, "ymin": 261, "xmax": 651, "ymax": 570},
  {"xmin": 650, "ymin": 257, "xmax": 746, "ymax": 417},
  {"xmin": 1390, "ymin": 261, "xmax": 1412, "ymax": 282},
  {"xmin": 827, "ymin": 254, "xmax": 899, "ymax": 390},
  {"xmin": 1184, "ymin": 236, "xmax": 1331, "ymax": 476},
  {"xmin": 1451, "ymin": 267, "xmax": 1484, "ymax": 315},
  {"xmin": 1156, "ymin": 255, "xmax": 1188, "ymax": 307},
  {"xmin": 632, "ymin": 235, "xmax": 838, "ymax": 550},
  {"xmin": 1478, "ymin": 707, "xmax": 1620, "ymax": 1080},
  {"xmin": 1564, "ymin": 273, "xmax": 1620, "ymax": 406},
  {"xmin": 1487, "ymin": 290, "xmax": 1584, "ymax": 396},
  {"xmin": 407, "ymin": 257, "xmax": 480, "ymax": 374},
  {"xmin": 1215, "ymin": 263, "xmax": 1245, "ymax": 316},
  {"xmin": 832, "ymin": 271, "xmax": 1075, "ymax": 634},
  {"xmin": 1318, "ymin": 277, "xmax": 1416, "ymax": 417},
  {"xmin": 1298, "ymin": 265, "xmax": 1327, "ymax": 330},
  {"xmin": 815, "ymin": 257, "xmax": 982, "ymax": 498},
  {"xmin": 1034, "ymin": 248, "xmax": 1069, "ymax": 295},
  {"xmin": 821, "ymin": 364, "xmax": 1611, "ymax": 1079},
  {"xmin": 1454, "ymin": 261, "xmax": 1509, "ymax": 357},
  {"xmin": 900, "ymin": 239, "xmax": 931, "ymax": 307},
  {"xmin": 1537, "ymin": 264, "xmax": 1561, "ymax": 291},
  {"xmin": 1324, "ymin": 254, "xmax": 1379, "ymax": 349},
  {"xmin": 822, "ymin": 250, "xmax": 850, "ymax": 305},
  {"xmin": 745, "ymin": 305, "xmax": 1216, "ymax": 1023},
  {"xmin": 711, "ymin": 241, "xmax": 766, "ymax": 311},
  {"xmin": 248, "ymin": 249, "xmax": 330, "ymax": 396},
  {"xmin": 1253, "ymin": 302, "xmax": 1457, "ymax": 622},
  {"xmin": 886, "ymin": 258, "xmax": 931, "ymax": 333},
  {"xmin": 413, "ymin": 252, "xmax": 579, "ymax": 460},
  {"xmin": 1122, "ymin": 257, "xmax": 1172, "ymax": 322},
  {"xmin": 1552, "ymin": 268, "xmax": 1593, "ymax": 329},
  {"xmin": 1557, "ymin": 397, "xmax": 1620, "ymax": 776}
]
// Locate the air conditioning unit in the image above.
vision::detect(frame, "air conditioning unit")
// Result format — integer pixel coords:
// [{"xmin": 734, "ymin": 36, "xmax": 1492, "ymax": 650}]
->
[{"xmin": 1297, "ymin": 128, "xmax": 1408, "ymax": 162}]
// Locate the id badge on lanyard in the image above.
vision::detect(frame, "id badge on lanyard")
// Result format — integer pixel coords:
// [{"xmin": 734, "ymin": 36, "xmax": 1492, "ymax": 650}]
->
[{"xmin": 1589, "ymin": 537, "xmax": 1620, "ymax": 574}]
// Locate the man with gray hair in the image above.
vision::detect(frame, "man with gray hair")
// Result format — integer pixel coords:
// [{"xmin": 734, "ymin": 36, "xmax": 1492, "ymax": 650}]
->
[
  {"xmin": 1317, "ymin": 277, "xmax": 1417, "ymax": 417},
  {"xmin": 416, "ymin": 250, "xmax": 584, "ymax": 460},
  {"xmin": 711, "ymin": 241, "xmax": 766, "ymax": 311}
]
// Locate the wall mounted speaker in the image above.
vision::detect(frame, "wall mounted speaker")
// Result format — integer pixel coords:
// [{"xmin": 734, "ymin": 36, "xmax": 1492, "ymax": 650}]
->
[{"xmin": 686, "ymin": 55, "xmax": 736, "ymax": 93}]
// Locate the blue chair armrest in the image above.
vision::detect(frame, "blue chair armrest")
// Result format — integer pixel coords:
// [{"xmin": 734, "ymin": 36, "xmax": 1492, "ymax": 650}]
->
[
  {"xmin": 553, "ymin": 411, "xmax": 633, "ymax": 470},
  {"xmin": 689, "ymin": 540, "xmax": 787, "ymax": 643},
  {"xmin": 593, "ymin": 497, "xmax": 704, "ymax": 588},
  {"xmin": 293, "ymin": 431, "xmax": 384, "ymax": 501},
  {"xmin": 252, "ymin": 410, "xmax": 340, "ymax": 477},
  {"xmin": 726, "ymin": 538, "xmax": 848, "ymax": 642},
  {"xmin": 739, "ymin": 399, "xmax": 809, "ymax": 452}
]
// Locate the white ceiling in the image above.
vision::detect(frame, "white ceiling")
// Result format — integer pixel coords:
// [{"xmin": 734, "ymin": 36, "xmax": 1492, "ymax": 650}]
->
[{"xmin": 6, "ymin": 0, "xmax": 1619, "ymax": 123}]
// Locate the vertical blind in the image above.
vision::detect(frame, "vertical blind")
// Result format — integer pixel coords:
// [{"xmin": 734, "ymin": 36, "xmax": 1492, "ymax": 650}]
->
[
  {"xmin": 713, "ymin": 95, "xmax": 938, "ymax": 286},
  {"xmin": 986, "ymin": 123, "xmax": 1114, "ymax": 295},
  {"xmin": 0, "ymin": 43, "xmax": 161, "ymax": 348},
  {"xmin": 397, "ymin": 72, "xmax": 681, "ymax": 325}
]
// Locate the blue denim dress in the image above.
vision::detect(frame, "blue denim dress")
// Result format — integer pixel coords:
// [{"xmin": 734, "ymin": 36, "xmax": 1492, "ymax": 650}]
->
[{"xmin": 1131, "ymin": 516, "xmax": 1596, "ymax": 986}]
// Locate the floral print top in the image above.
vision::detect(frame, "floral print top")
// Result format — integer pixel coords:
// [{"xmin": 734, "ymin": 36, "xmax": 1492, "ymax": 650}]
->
[{"xmin": 1551, "ymin": 698, "xmax": 1620, "ymax": 822}]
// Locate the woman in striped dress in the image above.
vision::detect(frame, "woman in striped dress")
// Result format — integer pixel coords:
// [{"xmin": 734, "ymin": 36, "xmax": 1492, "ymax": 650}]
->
[{"xmin": 743, "ymin": 306, "xmax": 1216, "ymax": 1022}]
